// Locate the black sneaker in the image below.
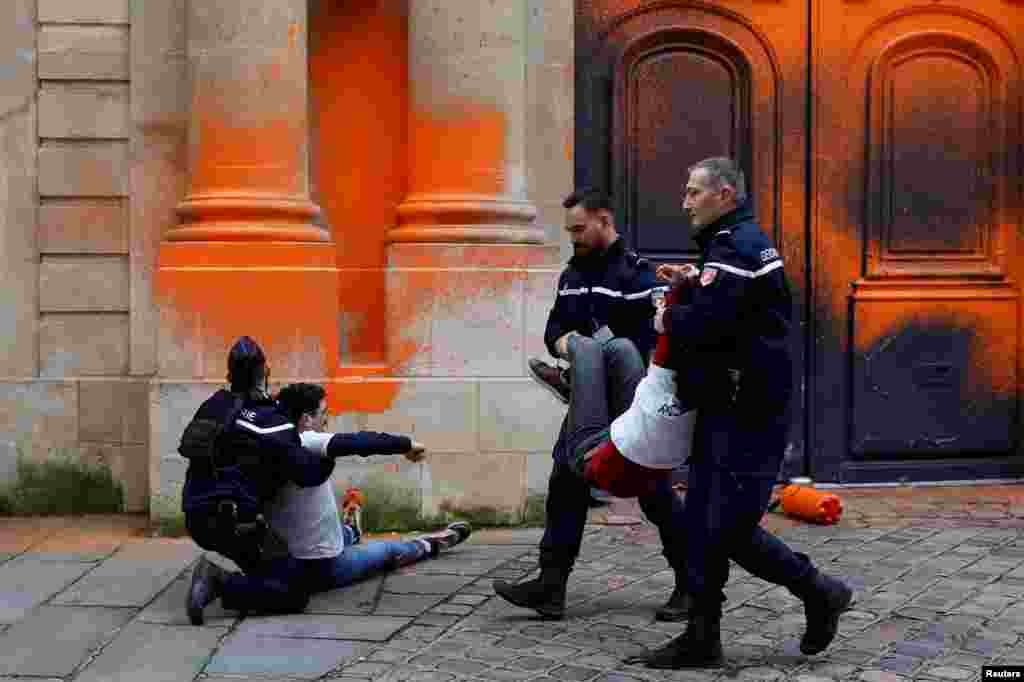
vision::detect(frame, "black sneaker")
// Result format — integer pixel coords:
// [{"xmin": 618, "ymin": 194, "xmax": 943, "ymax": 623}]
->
[
  {"xmin": 528, "ymin": 358, "xmax": 570, "ymax": 404},
  {"xmin": 420, "ymin": 521, "xmax": 473, "ymax": 557}
]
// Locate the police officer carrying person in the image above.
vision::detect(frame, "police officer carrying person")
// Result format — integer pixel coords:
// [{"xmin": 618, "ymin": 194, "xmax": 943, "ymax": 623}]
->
[
  {"xmin": 625, "ymin": 158, "xmax": 853, "ymax": 668},
  {"xmin": 494, "ymin": 188, "xmax": 690, "ymax": 621},
  {"xmin": 180, "ymin": 336, "xmax": 339, "ymax": 625}
]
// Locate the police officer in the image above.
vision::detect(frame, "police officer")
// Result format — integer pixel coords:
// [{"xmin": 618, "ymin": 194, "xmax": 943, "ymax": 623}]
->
[
  {"xmin": 628, "ymin": 158, "xmax": 852, "ymax": 668},
  {"xmin": 493, "ymin": 188, "xmax": 690, "ymax": 621},
  {"xmin": 182, "ymin": 336, "xmax": 336, "ymax": 625}
]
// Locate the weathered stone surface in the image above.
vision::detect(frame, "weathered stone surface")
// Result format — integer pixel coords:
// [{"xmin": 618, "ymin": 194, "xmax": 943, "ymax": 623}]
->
[
  {"xmin": 523, "ymin": 269, "xmax": 560, "ymax": 367},
  {"xmin": 0, "ymin": 0, "xmax": 39, "ymax": 377},
  {"xmin": 39, "ymin": 200, "xmax": 128, "ymax": 254},
  {"xmin": 39, "ymin": 83, "xmax": 129, "ymax": 139},
  {"xmin": 40, "ymin": 256, "xmax": 130, "ymax": 312},
  {"xmin": 0, "ymin": 605, "xmax": 132, "ymax": 676},
  {"xmin": 75, "ymin": 621, "xmax": 225, "ymax": 682},
  {"xmin": 38, "ymin": 141, "xmax": 129, "ymax": 197},
  {"xmin": 430, "ymin": 271, "xmax": 525, "ymax": 377},
  {"xmin": 39, "ymin": 0, "xmax": 128, "ymax": 23},
  {"xmin": 0, "ymin": 557, "xmax": 93, "ymax": 622},
  {"xmin": 382, "ymin": 572, "xmax": 477, "ymax": 595},
  {"xmin": 129, "ymin": 0, "xmax": 187, "ymax": 376},
  {"xmin": 237, "ymin": 613, "xmax": 412, "ymax": 641},
  {"xmin": 479, "ymin": 380, "xmax": 564, "ymax": 452},
  {"xmin": 526, "ymin": 451, "xmax": 554, "ymax": 495},
  {"xmin": 39, "ymin": 314, "xmax": 129, "ymax": 377},
  {"xmin": 205, "ymin": 634, "xmax": 370, "ymax": 678},
  {"xmin": 78, "ymin": 379, "xmax": 148, "ymax": 443},
  {"xmin": 305, "ymin": 576, "xmax": 383, "ymax": 616},
  {"xmin": 38, "ymin": 25, "xmax": 129, "ymax": 80},
  {"xmin": 0, "ymin": 381, "xmax": 78, "ymax": 462},
  {"xmin": 363, "ymin": 379, "xmax": 477, "ymax": 453},
  {"xmin": 52, "ymin": 556, "xmax": 189, "ymax": 607},
  {"xmin": 425, "ymin": 452, "xmax": 527, "ymax": 517}
]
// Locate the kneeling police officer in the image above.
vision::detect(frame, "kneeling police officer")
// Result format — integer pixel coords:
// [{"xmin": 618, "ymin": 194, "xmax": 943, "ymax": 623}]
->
[{"xmin": 180, "ymin": 336, "xmax": 335, "ymax": 625}]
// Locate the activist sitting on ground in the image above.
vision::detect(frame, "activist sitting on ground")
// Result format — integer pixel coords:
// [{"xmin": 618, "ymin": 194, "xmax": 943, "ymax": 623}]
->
[
  {"xmin": 566, "ymin": 264, "xmax": 713, "ymax": 497},
  {"xmin": 270, "ymin": 382, "xmax": 471, "ymax": 593}
]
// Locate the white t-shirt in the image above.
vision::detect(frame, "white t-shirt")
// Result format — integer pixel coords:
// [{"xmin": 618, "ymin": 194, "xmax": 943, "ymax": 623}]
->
[
  {"xmin": 265, "ymin": 431, "xmax": 345, "ymax": 559},
  {"xmin": 609, "ymin": 364, "xmax": 697, "ymax": 469}
]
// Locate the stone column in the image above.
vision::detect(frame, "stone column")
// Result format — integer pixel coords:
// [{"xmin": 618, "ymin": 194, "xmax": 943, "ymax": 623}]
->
[
  {"xmin": 390, "ymin": 0, "xmax": 543, "ymax": 243},
  {"xmin": 167, "ymin": 1, "xmax": 326, "ymax": 242},
  {"xmin": 155, "ymin": 0, "xmax": 338, "ymax": 382}
]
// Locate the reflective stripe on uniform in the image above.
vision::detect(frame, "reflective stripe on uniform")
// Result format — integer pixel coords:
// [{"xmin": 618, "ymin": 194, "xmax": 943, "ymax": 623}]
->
[
  {"xmin": 703, "ymin": 259, "xmax": 783, "ymax": 279},
  {"xmin": 559, "ymin": 286, "xmax": 664, "ymax": 300},
  {"xmin": 235, "ymin": 419, "xmax": 295, "ymax": 435}
]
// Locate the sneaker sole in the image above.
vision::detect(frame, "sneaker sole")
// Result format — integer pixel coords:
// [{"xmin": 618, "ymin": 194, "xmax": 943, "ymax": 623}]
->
[{"xmin": 527, "ymin": 364, "xmax": 569, "ymax": 404}]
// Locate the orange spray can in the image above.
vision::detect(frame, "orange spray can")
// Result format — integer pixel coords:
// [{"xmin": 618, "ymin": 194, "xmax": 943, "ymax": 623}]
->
[{"xmin": 779, "ymin": 481, "xmax": 842, "ymax": 524}]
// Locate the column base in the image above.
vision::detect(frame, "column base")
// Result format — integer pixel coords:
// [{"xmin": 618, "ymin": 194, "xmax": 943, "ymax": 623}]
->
[
  {"xmin": 391, "ymin": 193, "xmax": 543, "ymax": 244},
  {"xmin": 155, "ymin": 242, "xmax": 339, "ymax": 380}
]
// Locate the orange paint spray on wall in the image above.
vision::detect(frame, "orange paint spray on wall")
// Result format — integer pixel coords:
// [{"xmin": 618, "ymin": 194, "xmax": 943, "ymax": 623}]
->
[{"xmin": 308, "ymin": 1, "xmax": 529, "ymax": 416}]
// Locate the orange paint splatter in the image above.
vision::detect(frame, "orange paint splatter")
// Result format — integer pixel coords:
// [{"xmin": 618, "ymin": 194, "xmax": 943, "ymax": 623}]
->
[
  {"xmin": 408, "ymin": 108, "xmax": 508, "ymax": 196},
  {"xmin": 191, "ymin": 115, "xmax": 306, "ymax": 199}
]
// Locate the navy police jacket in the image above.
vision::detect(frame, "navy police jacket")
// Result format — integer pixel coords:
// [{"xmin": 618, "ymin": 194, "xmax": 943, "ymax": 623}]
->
[
  {"xmin": 664, "ymin": 203, "xmax": 794, "ymax": 418},
  {"xmin": 181, "ymin": 389, "xmax": 334, "ymax": 518},
  {"xmin": 545, "ymin": 238, "xmax": 663, "ymax": 360}
]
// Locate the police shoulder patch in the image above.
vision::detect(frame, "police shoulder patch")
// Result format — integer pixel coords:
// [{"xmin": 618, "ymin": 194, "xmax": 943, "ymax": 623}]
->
[{"xmin": 700, "ymin": 267, "xmax": 718, "ymax": 287}]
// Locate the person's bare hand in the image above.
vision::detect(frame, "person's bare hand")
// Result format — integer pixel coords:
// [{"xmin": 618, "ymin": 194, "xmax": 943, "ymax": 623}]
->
[
  {"xmin": 656, "ymin": 263, "xmax": 699, "ymax": 287},
  {"xmin": 404, "ymin": 441, "xmax": 426, "ymax": 463}
]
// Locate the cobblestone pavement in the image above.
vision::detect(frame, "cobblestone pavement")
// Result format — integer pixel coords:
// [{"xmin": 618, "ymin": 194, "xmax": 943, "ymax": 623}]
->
[{"xmin": 1, "ymin": 485, "xmax": 1023, "ymax": 682}]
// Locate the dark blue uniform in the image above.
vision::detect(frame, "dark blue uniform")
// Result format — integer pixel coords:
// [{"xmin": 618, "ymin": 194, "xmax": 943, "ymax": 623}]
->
[
  {"xmin": 664, "ymin": 203, "xmax": 812, "ymax": 613},
  {"xmin": 182, "ymin": 389, "xmax": 334, "ymax": 615},
  {"xmin": 540, "ymin": 238, "xmax": 686, "ymax": 574}
]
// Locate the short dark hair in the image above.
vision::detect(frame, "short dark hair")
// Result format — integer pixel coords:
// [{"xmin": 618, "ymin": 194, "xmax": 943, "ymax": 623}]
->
[
  {"xmin": 276, "ymin": 382, "xmax": 326, "ymax": 423},
  {"xmin": 563, "ymin": 187, "xmax": 613, "ymax": 212},
  {"xmin": 227, "ymin": 336, "xmax": 266, "ymax": 393}
]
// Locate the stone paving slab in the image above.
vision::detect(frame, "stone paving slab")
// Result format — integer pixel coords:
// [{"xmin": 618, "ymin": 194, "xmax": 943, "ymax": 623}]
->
[
  {"xmin": 236, "ymin": 613, "xmax": 413, "ymax": 641},
  {"xmin": 0, "ymin": 556, "xmax": 96, "ymax": 622},
  {"xmin": 204, "ymin": 634, "xmax": 370, "ymax": 678},
  {"xmin": 304, "ymin": 575, "xmax": 383, "ymax": 615},
  {"xmin": 0, "ymin": 605, "xmax": 133, "ymax": 677},
  {"xmin": 382, "ymin": 572, "xmax": 480, "ymax": 595},
  {"xmin": 52, "ymin": 558, "xmax": 191, "ymax": 607},
  {"xmin": 74, "ymin": 621, "xmax": 226, "ymax": 682}
]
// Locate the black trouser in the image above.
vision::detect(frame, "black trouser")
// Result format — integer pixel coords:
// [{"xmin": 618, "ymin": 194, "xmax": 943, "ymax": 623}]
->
[
  {"xmin": 186, "ymin": 511, "xmax": 309, "ymax": 615},
  {"xmin": 539, "ymin": 336, "xmax": 688, "ymax": 572},
  {"xmin": 683, "ymin": 410, "xmax": 814, "ymax": 614}
]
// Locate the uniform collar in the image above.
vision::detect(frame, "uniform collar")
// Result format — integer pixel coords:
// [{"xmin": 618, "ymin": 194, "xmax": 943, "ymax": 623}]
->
[
  {"xmin": 693, "ymin": 201, "xmax": 755, "ymax": 250},
  {"xmin": 569, "ymin": 236, "xmax": 625, "ymax": 272}
]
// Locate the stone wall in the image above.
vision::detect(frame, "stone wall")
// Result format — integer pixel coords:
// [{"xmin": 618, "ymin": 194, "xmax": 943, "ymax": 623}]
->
[
  {"xmin": 2, "ymin": 0, "xmax": 574, "ymax": 521},
  {"xmin": 0, "ymin": 0, "xmax": 149, "ymax": 512}
]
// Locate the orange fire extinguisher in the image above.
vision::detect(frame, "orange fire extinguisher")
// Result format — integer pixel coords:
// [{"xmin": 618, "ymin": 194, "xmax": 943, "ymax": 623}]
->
[{"xmin": 777, "ymin": 479, "xmax": 843, "ymax": 525}]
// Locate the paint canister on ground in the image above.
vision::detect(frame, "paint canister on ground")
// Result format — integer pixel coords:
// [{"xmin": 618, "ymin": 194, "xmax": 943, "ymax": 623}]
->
[{"xmin": 780, "ymin": 481, "xmax": 842, "ymax": 524}]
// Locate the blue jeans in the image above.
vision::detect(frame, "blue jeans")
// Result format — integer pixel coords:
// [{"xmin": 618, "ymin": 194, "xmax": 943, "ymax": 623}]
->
[
  {"xmin": 299, "ymin": 530, "xmax": 429, "ymax": 594},
  {"xmin": 541, "ymin": 335, "xmax": 688, "ymax": 572}
]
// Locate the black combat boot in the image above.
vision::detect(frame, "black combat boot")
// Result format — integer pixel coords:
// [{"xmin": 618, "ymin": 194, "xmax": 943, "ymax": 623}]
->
[
  {"xmin": 791, "ymin": 569, "xmax": 853, "ymax": 654},
  {"xmin": 493, "ymin": 565, "xmax": 568, "ymax": 619},
  {"xmin": 187, "ymin": 555, "xmax": 226, "ymax": 625},
  {"xmin": 655, "ymin": 568, "xmax": 692, "ymax": 622},
  {"xmin": 624, "ymin": 610, "xmax": 723, "ymax": 669}
]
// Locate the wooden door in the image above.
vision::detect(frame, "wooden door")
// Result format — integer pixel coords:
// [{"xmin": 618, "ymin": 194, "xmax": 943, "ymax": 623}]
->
[
  {"xmin": 575, "ymin": 0, "xmax": 810, "ymax": 476},
  {"xmin": 812, "ymin": 0, "xmax": 1023, "ymax": 481}
]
